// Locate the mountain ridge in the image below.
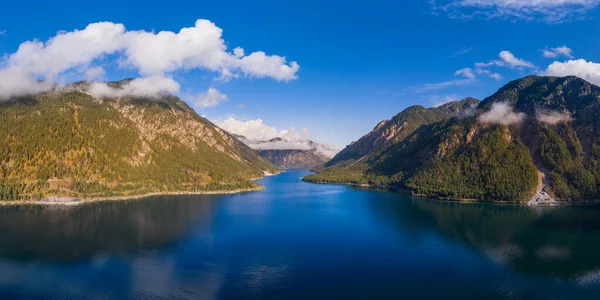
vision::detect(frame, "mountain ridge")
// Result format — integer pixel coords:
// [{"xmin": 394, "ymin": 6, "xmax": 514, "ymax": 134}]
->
[
  {"xmin": 325, "ymin": 97, "xmax": 480, "ymax": 167},
  {"xmin": 0, "ymin": 81, "xmax": 279, "ymax": 201},
  {"xmin": 305, "ymin": 75, "xmax": 600, "ymax": 204},
  {"xmin": 233, "ymin": 134, "xmax": 334, "ymax": 169}
]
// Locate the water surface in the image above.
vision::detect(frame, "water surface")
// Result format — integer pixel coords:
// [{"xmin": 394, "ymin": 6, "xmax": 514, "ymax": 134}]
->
[{"xmin": 2, "ymin": 170, "xmax": 600, "ymax": 299}]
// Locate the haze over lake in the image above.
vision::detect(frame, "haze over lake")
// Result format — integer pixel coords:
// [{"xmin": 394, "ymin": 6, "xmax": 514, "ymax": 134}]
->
[{"xmin": 0, "ymin": 170, "xmax": 599, "ymax": 299}]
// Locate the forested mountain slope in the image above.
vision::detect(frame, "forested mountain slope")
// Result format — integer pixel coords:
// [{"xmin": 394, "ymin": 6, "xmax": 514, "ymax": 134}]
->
[
  {"xmin": 0, "ymin": 81, "xmax": 278, "ymax": 201},
  {"xmin": 305, "ymin": 76, "xmax": 600, "ymax": 204}
]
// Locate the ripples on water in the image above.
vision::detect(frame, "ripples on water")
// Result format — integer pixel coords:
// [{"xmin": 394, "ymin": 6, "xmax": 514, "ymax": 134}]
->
[{"xmin": 1, "ymin": 170, "xmax": 600, "ymax": 299}]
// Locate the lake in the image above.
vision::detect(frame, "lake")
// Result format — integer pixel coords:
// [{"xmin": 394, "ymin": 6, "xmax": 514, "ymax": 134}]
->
[{"xmin": 2, "ymin": 169, "xmax": 600, "ymax": 299}]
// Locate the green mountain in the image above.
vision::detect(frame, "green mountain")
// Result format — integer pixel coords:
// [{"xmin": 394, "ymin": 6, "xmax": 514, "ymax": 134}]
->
[
  {"xmin": 0, "ymin": 81, "xmax": 278, "ymax": 201},
  {"xmin": 325, "ymin": 97, "xmax": 480, "ymax": 167},
  {"xmin": 305, "ymin": 76, "xmax": 600, "ymax": 204}
]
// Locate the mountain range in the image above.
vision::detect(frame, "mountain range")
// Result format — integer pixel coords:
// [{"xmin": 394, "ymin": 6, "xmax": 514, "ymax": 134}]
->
[
  {"xmin": 0, "ymin": 80, "xmax": 278, "ymax": 201},
  {"xmin": 234, "ymin": 136, "xmax": 335, "ymax": 169},
  {"xmin": 305, "ymin": 75, "xmax": 600, "ymax": 204},
  {"xmin": 4, "ymin": 75, "xmax": 600, "ymax": 205}
]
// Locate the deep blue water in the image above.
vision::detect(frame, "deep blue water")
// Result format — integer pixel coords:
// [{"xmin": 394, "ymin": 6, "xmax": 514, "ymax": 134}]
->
[{"xmin": 2, "ymin": 169, "xmax": 600, "ymax": 299}]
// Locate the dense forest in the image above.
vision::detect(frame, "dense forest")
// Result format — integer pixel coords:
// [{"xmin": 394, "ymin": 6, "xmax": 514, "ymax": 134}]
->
[
  {"xmin": 0, "ymin": 87, "xmax": 278, "ymax": 201},
  {"xmin": 305, "ymin": 76, "xmax": 600, "ymax": 203}
]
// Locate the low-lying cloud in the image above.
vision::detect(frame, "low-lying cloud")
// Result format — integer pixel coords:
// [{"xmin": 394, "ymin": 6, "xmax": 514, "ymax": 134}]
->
[
  {"xmin": 536, "ymin": 109, "xmax": 572, "ymax": 124},
  {"xmin": 216, "ymin": 117, "xmax": 339, "ymax": 158},
  {"xmin": 87, "ymin": 77, "xmax": 180, "ymax": 98},
  {"xmin": 478, "ymin": 102, "xmax": 525, "ymax": 125}
]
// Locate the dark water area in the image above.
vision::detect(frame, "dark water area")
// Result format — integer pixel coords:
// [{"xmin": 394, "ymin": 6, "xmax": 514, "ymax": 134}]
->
[{"xmin": 2, "ymin": 169, "xmax": 600, "ymax": 299}]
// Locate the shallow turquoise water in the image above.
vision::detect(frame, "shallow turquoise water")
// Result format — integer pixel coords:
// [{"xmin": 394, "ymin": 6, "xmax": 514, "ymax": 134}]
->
[{"xmin": 2, "ymin": 169, "xmax": 600, "ymax": 299}]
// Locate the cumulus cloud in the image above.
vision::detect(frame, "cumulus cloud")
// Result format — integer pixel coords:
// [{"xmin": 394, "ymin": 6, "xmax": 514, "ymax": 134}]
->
[
  {"xmin": 499, "ymin": 51, "xmax": 535, "ymax": 69},
  {"xmin": 218, "ymin": 118, "xmax": 283, "ymax": 141},
  {"xmin": 536, "ymin": 109, "xmax": 572, "ymax": 124},
  {"xmin": 193, "ymin": 88, "xmax": 228, "ymax": 108},
  {"xmin": 0, "ymin": 19, "xmax": 299, "ymax": 99},
  {"xmin": 234, "ymin": 51, "xmax": 300, "ymax": 81},
  {"xmin": 432, "ymin": 0, "xmax": 600, "ymax": 23},
  {"xmin": 478, "ymin": 102, "xmax": 526, "ymax": 125},
  {"xmin": 8, "ymin": 22, "xmax": 127, "ymax": 80},
  {"xmin": 542, "ymin": 59, "xmax": 600, "ymax": 85},
  {"xmin": 87, "ymin": 76, "xmax": 180, "ymax": 98},
  {"xmin": 216, "ymin": 117, "xmax": 339, "ymax": 158},
  {"xmin": 542, "ymin": 46, "xmax": 574, "ymax": 59}
]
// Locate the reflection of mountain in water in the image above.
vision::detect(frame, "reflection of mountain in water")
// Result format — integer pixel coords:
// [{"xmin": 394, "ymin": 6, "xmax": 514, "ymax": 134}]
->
[
  {"xmin": 369, "ymin": 194, "xmax": 600, "ymax": 280},
  {"xmin": 0, "ymin": 195, "xmax": 220, "ymax": 262}
]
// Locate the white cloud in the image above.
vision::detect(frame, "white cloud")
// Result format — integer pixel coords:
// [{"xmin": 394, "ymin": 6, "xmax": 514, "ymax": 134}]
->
[
  {"xmin": 8, "ymin": 22, "xmax": 127, "ymax": 80},
  {"xmin": 474, "ymin": 67, "xmax": 503, "ymax": 81},
  {"xmin": 475, "ymin": 61, "xmax": 504, "ymax": 68},
  {"xmin": 542, "ymin": 59, "xmax": 600, "ymax": 85},
  {"xmin": 0, "ymin": 19, "xmax": 299, "ymax": 99},
  {"xmin": 234, "ymin": 51, "xmax": 300, "ymax": 82},
  {"xmin": 489, "ymin": 73, "xmax": 503, "ymax": 81},
  {"xmin": 121, "ymin": 20, "xmax": 298, "ymax": 81},
  {"xmin": 217, "ymin": 117, "xmax": 302, "ymax": 141},
  {"xmin": 233, "ymin": 47, "xmax": 245, "ymax": 58},
  {"xmin": 87, "ymin": 76, "xmax": 180, "ymax": 98},
  {"xmin": 433, "ymin": 0, "xmax": 600, "ymax": 23},
  {"xmin": 123, "ymin": 20, "xmax": 227, "ymax": 76},
  {"xmin": 216, "ymin": 117, "xmax": 339, "ymax": 158},
  {"xmin": 536, "ymin": 109, "xmax": 572, "ymax": 124},
  {"xmin": 0, "ymin": 67, "xmax": 54, "ymax": 99},
  {"xmin": 470, "ymin": 51, "xmax": 532, "ymax": 80},
  {"xmin": 193, "ymin": 87, "xmax": 228, "ymax": 108},
  {"xmin": 478, "ymin": 102, "xmax": 525, "ymax": 125},
  {"xmin": 543, "ymin": 50, "xmax": 558, "ymax": 59},
  {"xmin": 85, "ymin": 66, "xmax": 106, "ymax": 80},
  {"xmin": 0, "ymin": 30, "xmax": 6, "ymax": 36},
  {"xmin": 499, "ymin": 51, "xmax": 535, "ymax": 69},
  {"xmin": 542, "ymin": 46, "xmax": 574, "ymax": 59},
  {"xmin": 413, "ymin": 66, "xmax": 477, "ymax": 93},
  {"xmin": 416, "ymin": 50, "xmax": 533, "ymax": 94},
  {"xmin": 455, "ymin": 67, "xmax": 475, "ymax": 79}
]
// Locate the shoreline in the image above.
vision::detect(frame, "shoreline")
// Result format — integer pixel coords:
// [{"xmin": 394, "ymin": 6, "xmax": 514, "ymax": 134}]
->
[
  {"xmin": 0, "ymin": 171, "xmax": 288, "ymax": 207},
  {"xmin": 0, "ymin": 186, "xmax": 265, "ymax": 207},
  {"xmin": 0, "ymin": 169, "xmax": 285, "ymax": 207},
  {"xmin": 302, "ymin": 178, "xmax": 582, "ymax": 206}
]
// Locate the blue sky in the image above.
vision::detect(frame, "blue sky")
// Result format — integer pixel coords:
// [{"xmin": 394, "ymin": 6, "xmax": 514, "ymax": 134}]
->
[{"xmin": 2, "ymin": 0, "xmax": 600, "ymax": 149}]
